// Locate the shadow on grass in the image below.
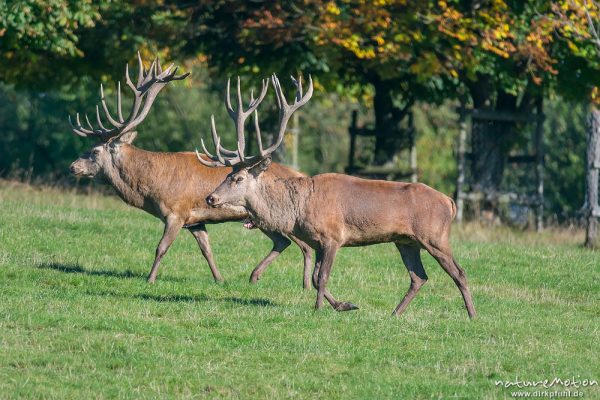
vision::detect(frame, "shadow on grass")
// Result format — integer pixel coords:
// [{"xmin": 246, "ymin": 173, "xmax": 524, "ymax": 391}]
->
[
  {"xmin": 36, "ymin": 262, "xmax": 278, "ymax": 308},
  {"xmin": 87, "ymin": 290, "xmax": 277, "ymax": 307},
  {"xmin": 36, "ymin": 262, "xmax": 184, "ymax": 282}
]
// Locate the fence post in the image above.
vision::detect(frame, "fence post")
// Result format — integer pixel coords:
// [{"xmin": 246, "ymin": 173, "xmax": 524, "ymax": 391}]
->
[
  {"xmin": 456, "ymin": 106, "xmax": 467, "ymax": 224},
  {"xmin": 535, "ymin": 99, "xmax": 545, "ymax": 232},
  {"xmin": 585, "ymin": 107, "xmax": 600, "ymax": 248}
]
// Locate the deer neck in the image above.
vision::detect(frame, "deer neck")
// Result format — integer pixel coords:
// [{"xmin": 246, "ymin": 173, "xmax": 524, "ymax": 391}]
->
[
  {"xmin": 101, "ymin": 144, "xmax": 148, "ymax": 209},
  {"xmin": 245, "ymin": 175, "xmax": 312, "ymax": 234}
]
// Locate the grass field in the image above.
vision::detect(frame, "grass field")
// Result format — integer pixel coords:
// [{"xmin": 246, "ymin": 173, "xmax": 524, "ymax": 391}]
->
[{"xmin": 0, "ymin": 180, "xmax": 598, "ymax": 399}]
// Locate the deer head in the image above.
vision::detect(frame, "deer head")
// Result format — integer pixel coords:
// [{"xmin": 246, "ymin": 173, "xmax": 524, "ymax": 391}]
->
[
  {"xmin": 196, "ymin": 74, "xmax": 313, "ymax": 209},
  {"xmin": 69, "ymin": 52, "xmax": 189, "ymax": 178}
]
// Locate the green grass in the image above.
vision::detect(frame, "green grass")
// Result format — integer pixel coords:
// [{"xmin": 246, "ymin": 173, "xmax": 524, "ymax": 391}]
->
[{"xmin": 0, "ymin": 180, "xmax": 598, "ymax": 399}]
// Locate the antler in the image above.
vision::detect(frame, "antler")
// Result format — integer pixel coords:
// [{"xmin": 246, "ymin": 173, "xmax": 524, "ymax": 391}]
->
[
  {"xmin": 196, "ymin": 73, "xmax": 313, "ymax": 167},
  {"xmin": 69, "ymin": 52, "xmax": 190, "ymax": 142}
]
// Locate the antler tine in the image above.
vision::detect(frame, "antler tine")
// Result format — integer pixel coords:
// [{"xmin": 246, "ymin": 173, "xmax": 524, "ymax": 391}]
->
[
  {"xmin": 292, "ymin": 74, "xmax": 313, "ymax": 108},
  {"xmin": 235, "ymin": 76, "xmax": 246, "ymax": 161},
  {"xmin": 291, "ymin": 75, "xmax": 303, "ymax": 101},
  {"xmin": 117, "ymin": 81, "xmax": 124, "ymax": 123},
  {"xmin": 84, "ymin": 113, "xmax": 95, "ymax": 132},
  {"xmin": 254, "ymin": 109, "xmax": 265, "ymax": 157},
  {"xmin": 196, "ymin": 148, "xmax": 224, "ymax": 167},
  {"xmin": 100, "ymin": 83, "xmax": 123, "ymax": 127},
  {"xmin": 246, "ymin": 78, "xmax": 269, "ymax": 113},
  {"xmin": 69, "ymin": 52, "xmax": 189, "ymax": 141},
  {"xmin": 260, "ymin": 73, "xmax": 313, "ymax": 157},
  {"xmin": 271, "ymin": 74, "xmax": 285, "ymax": 110},
  {"xmin": 136, "ymin": 52, "xmax": 146, "ymax": 86},
  {"xmin": 211, "ymin": 115, "xmax": 238, "ymax": 157},
  {"xmin": 69, "ymin": 113, "xmax": 95, "ymax": 137},
  {"xmin": 156, "ymin": 57, "xmax": 163, "ymax": 75},
  {"xmin": 225, "ymin": 78, "xmax": 235, "ymax": 119},
  {"xmin": 95, "ymin": 105, "xmax": 111, "ymax": 132}
]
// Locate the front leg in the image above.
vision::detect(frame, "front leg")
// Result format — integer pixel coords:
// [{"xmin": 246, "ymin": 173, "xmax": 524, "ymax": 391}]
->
[
  {"xmin": 147, "ymin": 216, "xmax": 184, "ymax": 283},
  {"xmin": 288, "ymin": 234, "xmax": 313, "ymax": 290},
  {"xmin": 315, "ymin": 244, "xmax": 358, "ymax": 312}
]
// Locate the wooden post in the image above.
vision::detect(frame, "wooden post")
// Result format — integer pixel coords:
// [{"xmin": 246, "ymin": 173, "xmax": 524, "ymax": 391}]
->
[
  {"xmin": 409, "ymin": 110, "xmax": 417, "ymax": 183},
  {"xmin": 456, "ymin": 106, "xmax": 467, "ymax": 224},
  {"xmin": 535, "ymin": 99, "xmax": 545, "ymax": 232},
  {"xmin": 348, "ymin": 110, "xmax": 358, "ymax": 171},
  {"xmin": 585, "ymin": 107, "xmax": 600, "ymax": 248}
]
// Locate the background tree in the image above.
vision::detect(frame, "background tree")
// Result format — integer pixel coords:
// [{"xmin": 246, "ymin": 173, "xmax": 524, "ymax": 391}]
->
[{"xmin": 171, "ymin": 0, "xmax": 600, "ymax": 192}]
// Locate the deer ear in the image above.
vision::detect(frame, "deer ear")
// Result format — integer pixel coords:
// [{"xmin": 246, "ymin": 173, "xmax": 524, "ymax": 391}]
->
[
  {"xmin": 248, "ymin": 157, "xmax": 272, "ymax": 177},
  {"xmin": 118, "ymin": 130, "xmax": 138, "ymax": 144}
]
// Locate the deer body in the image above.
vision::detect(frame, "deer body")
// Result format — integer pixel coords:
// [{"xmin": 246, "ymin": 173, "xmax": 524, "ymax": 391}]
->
[
  {"xmin": 71, "ymin": 142, "xmax": 313, "ymax": 286},
  {"xmin": 198, "ymin": 73, "xmax": 476, "ymax": 318},
  {"xmin": 100, "ymin": 145, "xmax": 245, "ymax": 222},
  {"xmin": 244, "ymin": 174, "xmax": 455, "ymax": 249},
  {"xmin": 69, "ymin": 54, "xmax": 313, "ymax": 287}
]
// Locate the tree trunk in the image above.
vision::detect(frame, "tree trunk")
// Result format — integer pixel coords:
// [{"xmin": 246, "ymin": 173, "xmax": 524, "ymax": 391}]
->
[
  {"xmin": 470, "ymin": 119, "xmax": 509, "ymax": 193},
  {"xmin": 585, "ymin": 107, "xmax": 600, "ymax": 249},
  {"xmin": 372, "ymin": 79, "xmax": 410, "ymax": 165},
  {"xmin": 468, "ymin": 88, "xmax": 519, "ymax": 195}
]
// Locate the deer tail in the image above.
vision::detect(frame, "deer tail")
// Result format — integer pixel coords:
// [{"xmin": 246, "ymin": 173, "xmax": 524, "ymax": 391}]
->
[{"xmin": 449, "ymin": 196, "xmax": 457, "ymax": 221}]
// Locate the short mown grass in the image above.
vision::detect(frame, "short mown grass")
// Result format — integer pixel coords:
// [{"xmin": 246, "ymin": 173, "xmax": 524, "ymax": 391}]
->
[{"xmin": 0, "ymin": 180, "xmax": 598, "ymax": 399}]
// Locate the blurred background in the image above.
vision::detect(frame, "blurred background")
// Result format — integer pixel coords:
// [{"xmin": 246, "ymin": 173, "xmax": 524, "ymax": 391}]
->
[{"xmin": 1, "ymin": 0, "xmax": 599, "ymax": 225}]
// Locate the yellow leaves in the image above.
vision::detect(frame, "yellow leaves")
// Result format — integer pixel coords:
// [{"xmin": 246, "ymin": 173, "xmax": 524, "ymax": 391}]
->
[
  {"xmin": 567, "ymin": 40, "xmax": 579, "ymax": 52},
  {"xmin": 592, "ymin": 87, "xmax": 600, "ymax": 105},
  {"xmin": 325, "ymin": 2, "xmax": 341, "ymax": 15},
  {"xmin": 337, "ymin": 34, "xmax": 376, "ymax": 59},
  {"xmin": 482, "ymin": 41, "xmax": 511, "ymax": 58},
  {"xmin": 373, "ymin": 35, "xmax": 385, "ymax": 46}
]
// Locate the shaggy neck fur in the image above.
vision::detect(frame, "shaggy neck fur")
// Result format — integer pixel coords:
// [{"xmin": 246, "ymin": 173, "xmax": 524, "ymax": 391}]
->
[
  {"xmin": 100, "ymin": 144, "xmax": 150, "ymax": 209},
  {"xmin": 245, "ymin": 175, "xmax": 313, "ymax": 234}
]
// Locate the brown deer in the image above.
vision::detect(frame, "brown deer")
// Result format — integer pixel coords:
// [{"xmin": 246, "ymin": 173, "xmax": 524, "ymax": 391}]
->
[
  {"xmin": 197, "ymin": 74, "xmax": 476, "ymax": 318},
  {"xmin": 69, "ymin": 54, "xmax": 312, "ymax": 288}
]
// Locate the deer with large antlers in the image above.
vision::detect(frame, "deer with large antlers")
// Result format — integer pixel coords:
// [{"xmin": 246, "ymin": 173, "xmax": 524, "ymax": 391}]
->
[
  {"xmin": 198, "ymin": 74, "xmax": 476, "ymax": 318},
  {"xmin": 69, "ymin": 53, "xmax": 313, "ymax": 287}
]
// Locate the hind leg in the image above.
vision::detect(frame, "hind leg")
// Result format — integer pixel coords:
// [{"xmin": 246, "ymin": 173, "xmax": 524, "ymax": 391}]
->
[
  {"xmin": 392, "ymin": 243, "xmax": 428, "ymax": 317},
  {"xmin": 422, "ymin": 241, "xmax": 476, "ymax": 319},
  {"xmin": 189, "ymin": 224, "xmax": 224, "ymax": 283},
  {"xmin": 288, "ymin": 234, "xmax": 313, "ymax": 290},
  {"xmin": 249, "ymin": 230, "xmax": 291, "ymax": 284}
]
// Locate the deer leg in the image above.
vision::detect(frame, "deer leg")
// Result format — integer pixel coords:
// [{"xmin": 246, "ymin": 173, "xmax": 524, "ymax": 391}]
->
[
  {"xmin": 249, "ymin": 230, "xmax": 291, "ymax": 283},
  {"xmin": 189, "ymin": 224, "xmax": 224, "ymax": 283},
  {"xmin": 288, "ymin": 234, "xmax": 313, "ymax": 290},
  {"xmin": 147, "ymin": 217, "xmax": 183, "ymax": 283},
  {"xmin": 310, "ymin": 255, "xmax": 341, "ymax": 308},
  {"xmin": 422, "ymin": 242, "xmax": 477, "ymax": 319},
  {"xmin": 392, "ymin": 244, "xmax": 428, "ymax": 317},
  {"xmin": 315, "ymin": 245, "xmax": 358, "ymax": 312}
]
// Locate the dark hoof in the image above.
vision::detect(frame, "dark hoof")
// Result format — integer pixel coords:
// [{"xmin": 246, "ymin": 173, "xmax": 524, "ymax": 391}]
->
[
  {"xmin": 249, "ymin": 275, "xmax": 259, "ymax": 284},
  {"xmin": 335, "ymin": 302, "xmax": 359, "ymax": 312}
]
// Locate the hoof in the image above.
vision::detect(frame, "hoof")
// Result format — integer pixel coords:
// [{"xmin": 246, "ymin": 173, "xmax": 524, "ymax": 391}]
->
[
  {"xmin": 249, "ymin": 275, "xmax": 259, "ymax": 284},
  {"xmin": 147, "ymin": 277, "xmax": 156, "ymax": 284},
  {"xmin": 335, "ymin": 302, "xmax": 359, "ymax": 312}
]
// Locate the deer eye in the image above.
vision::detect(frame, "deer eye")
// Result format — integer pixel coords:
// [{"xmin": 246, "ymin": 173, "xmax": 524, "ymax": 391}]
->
[
  {"xmin": 234, "ymin": 175, "xmax": 244, "ymax": 183},
  {"xmin": 92, "ymin": 149, "xmax": 101, "ymax": 156}
]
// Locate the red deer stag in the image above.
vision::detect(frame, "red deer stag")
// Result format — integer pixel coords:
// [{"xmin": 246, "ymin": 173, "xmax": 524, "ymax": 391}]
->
[
  {"xmin": 69, "ymin": 54, "xmax": 312, "ymax": 288},
  {"xmin": 197, "ymin": 74, "xmax": 476, "ymax": 318}
]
